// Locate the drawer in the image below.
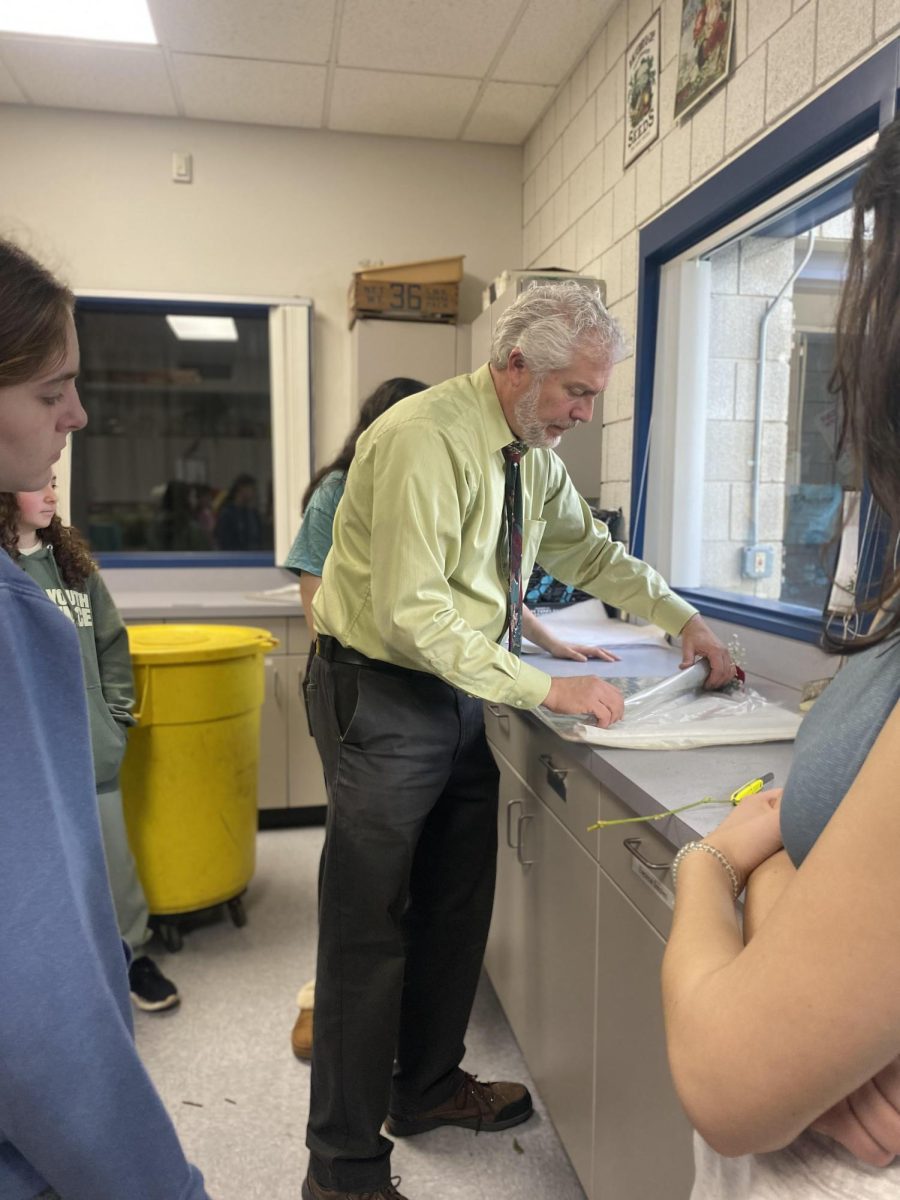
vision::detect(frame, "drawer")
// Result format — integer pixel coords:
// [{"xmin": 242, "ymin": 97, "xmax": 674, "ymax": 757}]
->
[
  {"xmin": 483, "ymin": 701, "xmax": 529, "ymax": 766},
  {"xmin": 521, "ymin": 721, "xmax": 604, "ymax": 861},
  {"xmin": 596, "ymin": 789, "xmax": 677, "ymax": 938}
]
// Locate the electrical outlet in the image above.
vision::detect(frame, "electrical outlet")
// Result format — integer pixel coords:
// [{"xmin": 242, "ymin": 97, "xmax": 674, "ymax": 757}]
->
[{"xmin": 742, "ymin": 545, "xmax": 773, "ymax": 579}]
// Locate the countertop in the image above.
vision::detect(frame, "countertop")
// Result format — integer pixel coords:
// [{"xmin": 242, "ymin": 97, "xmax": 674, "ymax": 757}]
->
[
  {"xmin": 115, "ymin": 587, "xmax": 303, "ymax": 621},
  {"xmin": 520, "ymin": 636, "xmax": 798, "ymax": 849},
  {"xmin": 114, "ymin": 585, "xmax": 798, "ymax": 847}
]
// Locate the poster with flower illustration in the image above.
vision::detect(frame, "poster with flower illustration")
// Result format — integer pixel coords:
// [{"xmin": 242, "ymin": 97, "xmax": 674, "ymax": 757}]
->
[
  {"xmin": 624, "ymin": 10, "xmax": 660, "ymax": 167},
  {"xmin": 674, "ymin": 0, "xmax": 734, "ymax": 121}
]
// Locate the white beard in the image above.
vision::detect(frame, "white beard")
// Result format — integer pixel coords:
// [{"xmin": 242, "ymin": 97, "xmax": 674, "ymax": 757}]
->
[{"xmin": 513, "ymin": 379, "xmax": 561, "ymax": 449}]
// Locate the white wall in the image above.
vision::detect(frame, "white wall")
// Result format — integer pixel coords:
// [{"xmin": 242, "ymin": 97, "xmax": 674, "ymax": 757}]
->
[
  {"xmin": 521, "ymin": 0, "xmax": 900, "ymax": 524},
  {"xmin": 0, "ymin": 105, "xmax": 522, "ymax": 464}
]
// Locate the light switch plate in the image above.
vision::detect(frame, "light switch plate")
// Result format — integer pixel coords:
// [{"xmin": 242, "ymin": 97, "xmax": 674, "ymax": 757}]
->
[{"xmin": 172, "ymin": 152, "xmax": 193, "ymax": 184}]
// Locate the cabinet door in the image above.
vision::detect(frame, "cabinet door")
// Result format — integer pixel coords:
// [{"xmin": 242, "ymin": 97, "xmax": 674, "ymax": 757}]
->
[
  {"xmin": 486, "ymin": 747, "xmax": 598, "ymax": 1198},
  {"xmin": 286, "ymin": 651, "xmax": 328, "ymax": 809},
  {"xmin": 484, "ymin": 748, "xmax": 536, "ymax": 1044},
  {"xmin": 257, "ymin": 654, "xmax": 289, "ymax": 809},
  {"xmin": 529, "ymin": 800, "xmax": 599, "ymax": 1195},
  {"xmin": 350, "ymin": 319, "xmax": 458, "ymax": 404},
  {"xmin": 593, "ymin": 872, "xmax": 694, "ymax": 1200}
]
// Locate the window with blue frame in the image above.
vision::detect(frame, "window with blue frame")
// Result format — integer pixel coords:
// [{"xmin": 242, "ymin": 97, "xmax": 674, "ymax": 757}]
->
[
  {"xmin": 631, "ymin": 42, "xmax": 899, "ymax": 642},
  {"xmin": 71, "ymin": 299, "xmax": 273, "ymax": 559},
  {"xmin": 644, "ymin": 180, "xmax": 864, "ymax": 618}
]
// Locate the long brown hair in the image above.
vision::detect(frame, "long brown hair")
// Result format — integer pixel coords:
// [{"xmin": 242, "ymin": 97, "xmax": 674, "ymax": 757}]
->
[
  {"xmin": 0, "ymin": 238, "xmax": 73, "ymax": 387},
  {"xmin": 825, "ymin": 117, "xmax": 900, "ymax": 653},
  {"xmin": 0, "ymin": 493, "xmax": 96, "ymax": 589},
  {"xmin": 301, "ymin": 377, "xmax": 426, "ymax": 512}
]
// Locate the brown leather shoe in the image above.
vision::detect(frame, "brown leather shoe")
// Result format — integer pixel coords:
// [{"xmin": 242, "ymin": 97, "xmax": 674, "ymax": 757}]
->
[
  {"xmin": 301, "ymin": 1172, "xmax": 408, "ymax": 1199},
  {"xmin": 291, "ymin": 1008, "xmax": 313, "ymax": 1060},
  {"xmin": 384, "ymin": 1071, "xmax": 533, "ymax": 1137}
]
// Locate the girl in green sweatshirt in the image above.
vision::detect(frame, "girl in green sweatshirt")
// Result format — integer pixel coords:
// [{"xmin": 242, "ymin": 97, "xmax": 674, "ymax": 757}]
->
[{"xmin": 0, "ymin": 481, "xmax": 180, "ymax": 1012}]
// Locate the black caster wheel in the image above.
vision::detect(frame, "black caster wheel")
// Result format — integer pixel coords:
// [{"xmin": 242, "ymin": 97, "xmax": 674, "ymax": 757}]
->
[
  {"xmin": 227, "ymin": 896, "xmax": 247, "ymax": 928},
  {"xmin": 157, "ymin": 921, "xmax": 183, "ymax": 953}
]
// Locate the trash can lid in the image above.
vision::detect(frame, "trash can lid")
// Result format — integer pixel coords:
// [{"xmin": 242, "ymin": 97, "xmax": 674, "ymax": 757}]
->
[{"xmin": 127, "ymin": 623, "xmax": 277, "ymax": 663}]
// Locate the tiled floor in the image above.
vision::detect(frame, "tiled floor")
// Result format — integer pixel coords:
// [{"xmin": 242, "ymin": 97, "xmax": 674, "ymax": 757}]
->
[{"xmin": 135, "ymin": 825, "xmax": 588, "ymax": 1200}]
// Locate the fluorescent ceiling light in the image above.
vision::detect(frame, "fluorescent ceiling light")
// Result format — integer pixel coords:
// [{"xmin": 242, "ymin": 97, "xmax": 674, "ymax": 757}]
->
[
  {"xmin": 0, "ymin": 0, "xmax": 157, "ymax": 44},
  {"xmin": 166, "ymin": 316, "xmax": 239, "ymax": 343}
]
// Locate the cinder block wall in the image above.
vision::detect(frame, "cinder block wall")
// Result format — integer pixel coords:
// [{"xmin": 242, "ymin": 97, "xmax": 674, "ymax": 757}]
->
[
  {"xmin": 521, "ymin": 0, "xmax": 899, "ymax": 521},
  {"xmin": 704, "ymin": 236, "xmax": 794, "ymax": 599}
]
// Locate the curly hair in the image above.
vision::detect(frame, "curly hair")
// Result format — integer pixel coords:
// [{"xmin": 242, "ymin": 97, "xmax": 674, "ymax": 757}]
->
[
  {"xmin": 0, "ymin": 492, "xmax": 96, "ymax": 589},
  {"xmin": 826, "ymin": 115, "xmax": 900, "ymax": 653}
]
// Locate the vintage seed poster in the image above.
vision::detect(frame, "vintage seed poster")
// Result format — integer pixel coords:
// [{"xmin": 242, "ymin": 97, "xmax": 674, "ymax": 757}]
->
[
  {"xmin": 625, "ymin": 11, "xmax": 660, "ymax": 167},
  {"xmin": 674, "ymin": 0, "xmax": 734, "ymax": 122}
]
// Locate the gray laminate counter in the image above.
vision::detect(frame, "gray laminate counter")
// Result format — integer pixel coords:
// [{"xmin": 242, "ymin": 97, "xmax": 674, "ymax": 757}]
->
[
  {"xmin": 516, "ymin": 642, "xmax": 798, "ymax": 850},
  {"xmin": 114, "ymin": 590, "xmax": 303, "ymax": 622},
  {"xmin": 111, "ymin": 580, "xmax": 798, "ymax": 841}
]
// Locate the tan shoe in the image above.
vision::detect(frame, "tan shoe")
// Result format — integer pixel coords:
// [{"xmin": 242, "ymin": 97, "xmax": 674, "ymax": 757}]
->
[
  {"xmin": 384, "ymin": 1071, "xmax": 533, "ymax": 1137},
  {"xmin": 291, "ymin": 1008, "xmax": 313, "ymax": 1059},
  {"xmin": 301, "ymin": 1172, "xmax": 408, "ymax": 1199},
  {"xmin": 292, "ymin": 980, "xmax": 315, "ymax": 1060}
]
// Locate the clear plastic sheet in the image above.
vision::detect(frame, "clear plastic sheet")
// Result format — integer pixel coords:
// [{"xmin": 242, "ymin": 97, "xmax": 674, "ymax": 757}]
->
[{"xmin": 536, "ymin": 664, "xmax": 802, "ymax": 750}]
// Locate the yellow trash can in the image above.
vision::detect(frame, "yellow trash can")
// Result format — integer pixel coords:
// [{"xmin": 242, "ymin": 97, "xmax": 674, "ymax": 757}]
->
[{"xmin": 120, "ymin": 624, "xmax": 276, "ymax": 950}]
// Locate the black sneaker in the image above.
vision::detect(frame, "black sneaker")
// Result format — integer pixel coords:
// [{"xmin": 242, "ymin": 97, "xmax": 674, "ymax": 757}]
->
[{"xmin": 128, "ymin": 955, "xmax": 180, "ymax": 1012}]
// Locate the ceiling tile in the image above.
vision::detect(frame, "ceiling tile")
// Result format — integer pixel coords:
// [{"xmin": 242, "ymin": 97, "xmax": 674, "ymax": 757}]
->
[
  {"xmin": 149, "ymin": 0, "xmax": 337, "ymax": 64},
  {"xmin": 330, "ymin": 68, "xmax": 479, "ymax": 139},
  {"xmin": 338, "ymin": 0, "xmax": 521, "ymax": 77},
  {"xmin": 0, "ymin": 52, "xmax": 26, "ymax": 102},
  {"xmin": 0, "ymin": 40, "xmax": 176, "ymax": 115},
  {"xmin": 173, "ymin": 54, "xmax": 326, "ymax": 127},
  {"xmin": 494, "ymin": 0, "xmax": 613, "ymax": 85},
  {"xmin": 463, "ymin": 81, "xmax": 555, "ymax": 144}
]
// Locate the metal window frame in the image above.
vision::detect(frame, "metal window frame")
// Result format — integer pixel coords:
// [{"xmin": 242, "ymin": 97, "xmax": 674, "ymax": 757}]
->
[{"xmin": 631, "ymin": 40, "xmax": 900, "ymax": 643}]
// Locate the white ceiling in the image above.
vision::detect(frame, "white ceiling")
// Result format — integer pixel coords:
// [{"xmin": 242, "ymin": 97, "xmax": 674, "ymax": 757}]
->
[{"xmin": 0, "ymin": 0, "xmax": 616, "ymax": 145}]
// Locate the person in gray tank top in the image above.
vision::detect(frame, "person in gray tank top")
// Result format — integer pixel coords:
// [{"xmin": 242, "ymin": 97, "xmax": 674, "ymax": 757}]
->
[{"xmin": 662, "ymin": 114, "xmax": 900, "ymax": 1200}]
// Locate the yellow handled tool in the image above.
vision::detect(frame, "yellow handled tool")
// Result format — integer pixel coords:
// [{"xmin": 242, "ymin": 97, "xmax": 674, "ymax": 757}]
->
[
  {"xmin": 587, "ymin": 771, "xmax": 776, "ymax": 831},
  {"xmin": 730, "ymin": 772, "xmax": 775, "ymax": 804}
]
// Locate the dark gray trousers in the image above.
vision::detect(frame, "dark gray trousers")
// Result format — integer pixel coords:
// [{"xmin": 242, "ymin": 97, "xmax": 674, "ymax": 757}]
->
[{"xmin": 305, "ymin": 650, "xmax": 499, "ymax": 1191}]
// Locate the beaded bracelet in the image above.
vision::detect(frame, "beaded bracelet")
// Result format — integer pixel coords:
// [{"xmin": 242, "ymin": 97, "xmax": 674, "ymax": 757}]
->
[{"xmin": 671, "ymin": 840, "xmax": 741, "ymax": 900}]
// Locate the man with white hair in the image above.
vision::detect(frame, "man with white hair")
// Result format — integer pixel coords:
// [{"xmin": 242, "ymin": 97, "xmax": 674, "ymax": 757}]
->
[{"xmin": 302, "ymin": 281, "xmax": 731, "ymax": 1200}]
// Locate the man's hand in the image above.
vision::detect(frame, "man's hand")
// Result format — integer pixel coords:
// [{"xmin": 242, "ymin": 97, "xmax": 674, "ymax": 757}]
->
[
  {"xmin": 520, "ymin": 608, "xmax": 620, "ymax": 662},
  {"xmin": 552, "ymin": 642, "xmax": 620, "ymax": 663},
  {"xmin": 543, "ymin": 676, "xmax": 625, "ymax": 727},
  {"xmin": 811, "ymin": 1058, "xmax": 900, "ymax": 1166},
  {"xmin": 679, "ymin": 614, "xmax": 735, "ymax": 688}
]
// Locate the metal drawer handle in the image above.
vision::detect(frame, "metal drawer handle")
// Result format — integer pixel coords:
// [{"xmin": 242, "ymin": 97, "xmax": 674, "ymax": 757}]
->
[
  {"xmin": 539, "ymin": 752, "xmax": 569, "ymax": 801},
  {"xmin": 506, "ymin": 799, "xmax": 523, "ymax": 849},
  {"xmin": 487, "ymin": 703, "xmax": 510, "ymax": 728},
  {"xmin": 623, "ymin": 837, "xmax": 672, "ymax": 873},
  {"xmin": 517, "ymin": 814, "xmax": 536, "ymax": 866}
]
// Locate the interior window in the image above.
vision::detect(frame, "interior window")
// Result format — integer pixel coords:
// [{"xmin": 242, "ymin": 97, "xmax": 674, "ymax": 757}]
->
[{"xmin": 71, "ymin": 302, "xmax": 273, "ymax": 556}]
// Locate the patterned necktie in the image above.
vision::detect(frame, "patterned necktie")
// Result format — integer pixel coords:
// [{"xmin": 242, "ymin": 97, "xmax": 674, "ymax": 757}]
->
[{"xmin": 502, "ymin": 440, "xmax": 529, "ymax": 655}]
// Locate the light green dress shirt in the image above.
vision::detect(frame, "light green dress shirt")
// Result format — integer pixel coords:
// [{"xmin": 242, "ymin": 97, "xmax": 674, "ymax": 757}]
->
[{"xmin": 312, "ymin": 363, "xmax": 696, "ymax": 709}]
